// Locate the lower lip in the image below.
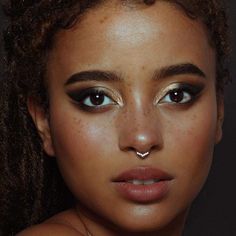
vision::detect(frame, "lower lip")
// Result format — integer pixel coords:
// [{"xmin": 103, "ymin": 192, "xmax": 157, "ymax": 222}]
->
[{"xmin": 114, "ymin": 181, "xmax": 170, "ymax": 203}]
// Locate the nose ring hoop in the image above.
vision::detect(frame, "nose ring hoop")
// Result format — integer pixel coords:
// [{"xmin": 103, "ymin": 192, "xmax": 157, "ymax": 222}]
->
[{"xmin": 136, "ymin": 151, "xmax": 150, "ymax": 159}]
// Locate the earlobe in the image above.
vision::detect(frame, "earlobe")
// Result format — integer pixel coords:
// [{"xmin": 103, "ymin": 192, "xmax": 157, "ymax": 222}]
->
[
  {"xmin": 215, "ymin": 95, "xmax": 224, "ymax": 144},
  {"xmin": 27, "ymin": 97, "xmax": 55, "ymax": 157}
]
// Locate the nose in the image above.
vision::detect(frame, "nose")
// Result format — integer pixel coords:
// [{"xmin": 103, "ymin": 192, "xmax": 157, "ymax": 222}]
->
[{"xmin": 118, "ymin": 107, "xmax": 163, "ymax": 156}]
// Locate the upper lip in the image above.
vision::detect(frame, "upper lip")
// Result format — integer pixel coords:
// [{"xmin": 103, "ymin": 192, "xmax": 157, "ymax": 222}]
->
[{"xmin": 112, "ymin": 166, "xmax": 173, "ymax": 182}]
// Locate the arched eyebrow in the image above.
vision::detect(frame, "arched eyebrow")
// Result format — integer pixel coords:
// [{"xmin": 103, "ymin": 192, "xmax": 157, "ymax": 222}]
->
[
  {"xmin": 152, "ymin": 63, "xmax": 206, "ymax": 80},
  {"xmin": 65, "ymin": 70, "xmax": 122, "ymax": 86},
  {"xmin": 64, "ymin": 63, "xmax": 206, "ymax": 86}
]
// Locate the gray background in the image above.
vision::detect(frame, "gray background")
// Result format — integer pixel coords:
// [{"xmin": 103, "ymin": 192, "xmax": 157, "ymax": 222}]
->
[{"xmin": 0, "ymin": 1, "xmax": 235, "ymax": 235}]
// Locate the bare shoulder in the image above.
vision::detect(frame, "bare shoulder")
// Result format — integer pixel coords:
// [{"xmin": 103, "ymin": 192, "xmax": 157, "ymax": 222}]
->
[
  {"xmin": 17, "ymin": 209, "xmax": 85, "ymax": 236},
  {"xmin": 16, "ymin": 222, "xmax": 84, "ymax": 236}
]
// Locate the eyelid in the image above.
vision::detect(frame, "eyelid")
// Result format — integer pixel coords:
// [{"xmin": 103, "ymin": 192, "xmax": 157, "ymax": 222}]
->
[
  {"xmin": 154, "ymin": 83, "xmax": 180, "ymax": 104},
  {"xmin": 66, "ymin": 86, "xmax": 124, "ymax": 106},
  {"xmin": 154, "ymin": 82, "xmax": 204, "ymax": 105}
]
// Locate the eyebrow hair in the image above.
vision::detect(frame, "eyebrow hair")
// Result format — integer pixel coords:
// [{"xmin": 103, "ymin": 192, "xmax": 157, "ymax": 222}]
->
[
  {"xmin": 65, "ymin": 70, "xmax": 122, "ymax": 86},
  {"xmin": 64, "ymin": 63, "xmax": 206, "ymax": 86},
  {"xmin": 153, "ymin": 63, "xmax": 206, "ymax": 80}
]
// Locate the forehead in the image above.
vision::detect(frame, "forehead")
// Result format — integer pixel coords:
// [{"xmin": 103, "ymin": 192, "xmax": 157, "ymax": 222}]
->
[
  {"xmin": 54, "ymin": 1, "xmax": 209, "ymax": 43},
  {"xmin": 48, "ymin": 1, "xmax": 215, "ymax": 79}
]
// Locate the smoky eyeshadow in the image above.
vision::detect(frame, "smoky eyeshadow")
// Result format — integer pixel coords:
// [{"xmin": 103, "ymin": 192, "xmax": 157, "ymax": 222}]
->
[
  {"xmin": 174, "ymin": 83, "xmax": 204, "ymax": 95},
  {"xmin": 66, "ymin": 87, "xmax": 105, "ymax": 103},
  {"xmin": 66, "ymin": 87, "xmax": 114, "ymax": 112}
]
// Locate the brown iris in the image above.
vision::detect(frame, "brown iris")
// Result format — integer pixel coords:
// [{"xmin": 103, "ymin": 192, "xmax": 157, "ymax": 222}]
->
[
  {"xmin": 169, "ymin": 90, "xmax": 184, "ymax": 103},
  {"xmin": 90, "ymin": 94, "xmax": 105, "ymax": 106}
]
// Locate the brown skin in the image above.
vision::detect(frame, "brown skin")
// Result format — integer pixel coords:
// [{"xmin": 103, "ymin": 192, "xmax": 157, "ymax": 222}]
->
[{"xmin": 21, "ymin": 1, "xmax": 223, "ymax": 235}]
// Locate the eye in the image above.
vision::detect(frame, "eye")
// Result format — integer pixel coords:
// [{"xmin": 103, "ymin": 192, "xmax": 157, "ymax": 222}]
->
[
  {"xmin": 160, "ymin": 89, "xmax": 191, "ymax": 104},
  {"xmin": 83, "ymin": 91, "xmax": 114, "ymax": 107},
  {"xmin": 158, "ymin": 83, "xmax": 203, "ymax": 105},
  {"xmin": 67, "ymin": 87, "xmax": 117, "ymax": 109}
]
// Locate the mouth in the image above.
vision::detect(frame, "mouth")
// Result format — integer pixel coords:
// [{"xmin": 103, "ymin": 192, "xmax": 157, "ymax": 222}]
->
[
  {"xmin": 112, "ymin": 166, "xmax": 173, "ymax": 203},
  {"xmin": 126, "ymin": 178, "xmax": 162, "ymax": 185}
]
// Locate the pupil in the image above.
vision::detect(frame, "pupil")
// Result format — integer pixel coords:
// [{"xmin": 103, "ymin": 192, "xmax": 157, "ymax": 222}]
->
[
  {"xmin": 170, "ymin": 90, "xmax": 183, "ymax": 103},
  {"xmin": 90, "ymin": 93, "xmax": 104, "ymax": 105}
]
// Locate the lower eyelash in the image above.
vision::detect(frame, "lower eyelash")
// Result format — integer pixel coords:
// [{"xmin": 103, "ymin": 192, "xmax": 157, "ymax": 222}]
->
[
  {"xmin": 67, "ymin": 87, "xmax": 117, "ymax": 113},
  {"xmin": 158, "ymin": 83, "xmax": 204, "ymax": 104}
]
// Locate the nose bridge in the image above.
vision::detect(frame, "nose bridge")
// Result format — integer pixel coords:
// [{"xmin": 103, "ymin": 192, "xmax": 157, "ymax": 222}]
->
[
  {"xmin": 129, "ymin": 103, "xmax": 154, "ymax": 130},
  {"xmin": 118, "ymin": 101, "xmax": 163, "ymax": 153}
]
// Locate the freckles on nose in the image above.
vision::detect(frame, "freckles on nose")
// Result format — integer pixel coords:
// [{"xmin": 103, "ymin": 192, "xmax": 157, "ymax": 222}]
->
[
  {"xmin": 99, "ymin": 15, "xmax": 109, "ymax": 24},
  {"xmin": 117, "ymin": 110, "xmax": 163, "ymax": 152}
]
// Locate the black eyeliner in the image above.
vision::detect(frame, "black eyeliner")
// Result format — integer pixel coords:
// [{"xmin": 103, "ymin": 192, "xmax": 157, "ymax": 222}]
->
[
  {"xmin": 175, "ymin": 83, "xmax": 204, "ymax": 95},
  {"xmin": 159, "ymin": 82, "xmax": 205, "ymax": 106},
  {"xmin": 67, "ymin": 87, "xmax": 105, "ymax": 103},
  {"xmin": 174, "ymin": 83, "xmax": 205, "ymax": 104},
  {"xmin": 66, "ymin": 87, "xmax": 115, "ymax": 112}
]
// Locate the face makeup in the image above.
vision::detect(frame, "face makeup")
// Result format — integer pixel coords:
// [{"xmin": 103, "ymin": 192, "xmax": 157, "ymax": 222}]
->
[{"xmin": 38, "ymin": 1, "xmax": 222, "ymax": 235}]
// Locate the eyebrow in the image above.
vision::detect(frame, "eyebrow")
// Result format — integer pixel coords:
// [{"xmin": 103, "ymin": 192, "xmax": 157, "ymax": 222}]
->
[
  {"xmin": 65, "ymin": 70, "xmax": 122, "ymax": 86},
  {"xmin": 64, "ymin": 63, "xmax": 206, "ymax": 86},
  {"xmin": 153, "ymin": 63, "xmax": 206, "ymax": 80}
]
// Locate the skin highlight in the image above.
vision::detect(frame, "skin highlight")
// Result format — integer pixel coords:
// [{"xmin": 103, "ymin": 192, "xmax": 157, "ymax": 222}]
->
[{"xmin": 20, "ymin": 1, "xmax": 224, "ymax": 235}]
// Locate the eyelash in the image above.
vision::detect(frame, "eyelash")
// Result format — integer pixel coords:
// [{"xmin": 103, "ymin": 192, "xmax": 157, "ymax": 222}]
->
[
  {"xmin": 67, "ymin": 83, "xmax": 203, "ymax": 112},
  {"xmin": 158, "ymin": 83, "xmax": 203, "ymax": 105},
  {"xmin": 67, "ymin": 87, "xmax": 116, "ymax": 111}
]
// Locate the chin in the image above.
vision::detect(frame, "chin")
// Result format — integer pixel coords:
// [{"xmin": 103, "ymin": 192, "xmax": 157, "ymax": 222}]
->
[{"xmin": 106, "ymin": 204, "xmax": 188, "ymax": 234}]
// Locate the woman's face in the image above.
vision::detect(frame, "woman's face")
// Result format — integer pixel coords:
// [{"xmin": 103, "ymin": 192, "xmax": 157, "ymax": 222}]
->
[{"xmin": 31, "ymin": 1, "xmax": 223, "ymax": 234}]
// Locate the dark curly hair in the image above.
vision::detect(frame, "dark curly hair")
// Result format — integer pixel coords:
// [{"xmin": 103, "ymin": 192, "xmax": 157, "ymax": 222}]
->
[{"xmin": 0, "ymin": 0, "xmax": 229, "ymax": 235}]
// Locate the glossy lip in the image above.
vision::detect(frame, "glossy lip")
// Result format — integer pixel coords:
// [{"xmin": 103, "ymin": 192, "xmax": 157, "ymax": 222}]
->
[{"xmin": 112, "ymin": 166, "xmax": 174, "ymax": 203}]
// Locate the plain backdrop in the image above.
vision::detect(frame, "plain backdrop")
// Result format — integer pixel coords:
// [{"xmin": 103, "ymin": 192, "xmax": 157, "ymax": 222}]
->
[{"xmin": 0, "ymin": 1, "xmax": 235, "ymax": 235}]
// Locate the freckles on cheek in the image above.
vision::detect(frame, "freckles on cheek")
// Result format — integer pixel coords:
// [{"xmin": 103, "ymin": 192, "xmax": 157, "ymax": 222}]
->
[
  {"xmin": 50, "ymin": 112, "xmax": 113, "ymax": 162},
  {"xmin": 166, "ymin": 108, "xmax": 217, "ymax": 169},
  {"xmin": 163, "ymin": 115, "xmax": 216, "ymax": 203},
  {"xmin": 50, "ymin": 116, "xmax": 86, "ymax": 157}
]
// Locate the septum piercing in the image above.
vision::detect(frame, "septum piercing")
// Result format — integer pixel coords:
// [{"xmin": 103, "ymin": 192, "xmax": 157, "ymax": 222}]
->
[{"xmin": 136, "ymin": 151, "xmax": 150, "ymax": 159}]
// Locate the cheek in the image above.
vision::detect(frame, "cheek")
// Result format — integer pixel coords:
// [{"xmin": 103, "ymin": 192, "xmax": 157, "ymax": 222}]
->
[
  {"xmin": 163, "ymin": 95, "xmax": 218, "ymax": 199},
  {"xmin": 50, "ymin": 114, "xmax": 114, "ymax": 160},
  {"xmin": 48, "ymin": 103, "xmax": 118, "ymax": 185},
  {"xmin": 171, "ymin": 113, "xmax": 215, "ymax": 177}
]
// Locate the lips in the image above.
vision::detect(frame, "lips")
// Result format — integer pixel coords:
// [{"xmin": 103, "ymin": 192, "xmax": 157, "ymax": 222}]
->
[{"xmin": 112, "ymin": 166, "xmax": 173, "ymax": 203}]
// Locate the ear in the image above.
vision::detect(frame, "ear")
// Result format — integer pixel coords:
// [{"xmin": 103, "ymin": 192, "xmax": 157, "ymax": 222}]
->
[
  {"xmin": 27, "ymin": 97, "xmax": 55, "ymax": 156},
  {"xmin": 215, "ymin": 94, "xmax": 224, "ymax": 144}
]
